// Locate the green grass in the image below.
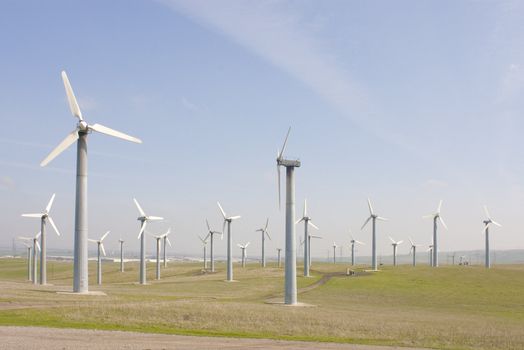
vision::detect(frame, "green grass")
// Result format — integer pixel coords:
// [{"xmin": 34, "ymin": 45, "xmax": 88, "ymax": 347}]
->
[{"xmin": 1, "ymin": 258, "xmax": 524, "ymax": 349}]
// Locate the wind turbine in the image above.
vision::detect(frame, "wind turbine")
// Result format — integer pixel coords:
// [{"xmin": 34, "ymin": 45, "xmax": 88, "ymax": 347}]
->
[
  {"xmin": 18, "ymin": 237, "xmax": 35, "ymax": 281},
  {"xmin": 408, "ymin": 237, "xmax": 422, "ymax": 267},
  {"xmin": 149, "ymin": 228, "xmax": 171, "ymax": 280},
  {"xmin": 296, "ymin": 199, "xmax": 319, "ymax": 277},
  {"xmin": 134, "ymin": 198, "xmax": 163, "ymax": 285},
  {"xmin": 423, "ymin": 200, "xmax": 447, "ymax": 267},
  {"xmin": 349, "ymin": 233, "xmax": 365, "ymax": 266},
  {"xmin": 88, "ymin": 231, "xmax": 109, "ymax": 285},
  {"xmin": 204, "ymin": 219, "xmax": 222, "ymax": 273},
  {"xmin": 21, "ymin": 193, "xmax": 61, "ymax": 285},
  {"xmin": 255, "ymin": 218, "xmax": 271, "ymax": 267},
  {"xmin": 162, "ymin": 229, "xmax": 172, "ymax": 268},
  {"xmin": 276, "ymin": 127, "xmax": 301, "ymax": 305},
  {"xmin": 388, "ymin": 236, "xmax": 403, "ymax": 266},
  {"xmin": 118, "ymin": 238, "xmax": 125, "ymax": 272},
  {"xmin": 41, "ymin": 72, "xmax": 142, "ymax": 293},
  {"xmin": 361, "ymin": 198, "xmax": 388, "ymax": 271},
  {"xmin": 198, "ymin": 235, "xmax": 208, "ymax": 270},
  {"xmin": 238, "ymin": 242, "xmax": 250, "ymax": 268},
  {"xmin": 276, "ymin": 247, "xmax": 282, "ymax": 268},
  {"xmin": 18, "ymin": 232, "xmax": 42, "ymax": 284},
  {"xmin": 217, "ymin": 202, "xmax": 241, "ymax": 281},
  {"xmin": 483, "ymin": 206, "xmax": 502, "ymax": 269},
  {"xmin": 308, "ymin": 234, "xmax": 323, "ymax": 268},
  {"xmin": 332, "ymin": 242, "xmax": 338, "ymax": 264}
]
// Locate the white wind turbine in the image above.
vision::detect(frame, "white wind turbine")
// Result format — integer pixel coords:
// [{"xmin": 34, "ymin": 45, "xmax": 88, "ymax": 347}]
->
[
  {"xmin": 238, "ymin": 242, "xmax": 250, "ymax": 268},
  {"xmin": 423, "ymin": 200, "xmax": 447, "ymax": 267},
  {"xmin": 388, "ymin": 236, "xmax": 403, "ymax": 266},
  {"xmin": 18, "ymin": 236, "xmax": 37, "ymax": 282},
  {"xmin": 276, "ymin": 127, "xmax": 301, "ymax": 305},
  {"xmin": 21, "ymin": 194, "xmax": 61, "ymax": 285},
  {"xmin": 134, "ymin": 198, "xmax": 163, "ymax": 285},
  {"xmin": 149, "ymin": 228, "xmax": 171, "ymax": 280},
  {"xmin": 88, "ymin": 231, "xmax": 109, "ymax": 285},
  {"xmin": 332, "ymin": 242, "xmax": 338, "ymax": 264},
  {"xmin": 276, "ymin": 247, "xmax": 282, "ymax": 268},
  {"xmin": 162, "ymin": 229, "xmax": 172, "ymax": 268},
  {"xmin": 296, "ymin": 199, "xmax": 319, "ymax": 277},
  {"xmin": 118, "ymin": 237, "xmax": 125, "ymax": 272},
  {"xmin": 408, "ymin": 237, "xmax": 423, "ymax": 267},
  {"xmin": 204, "ymin": 219, "xmax": 222, "ymax": 273},
  {"xmin": 482, "ymin": 206, "xmax": 502, "ymax": 269},
  {"xmin": 255, "ymin": 218, "xmax": 271, "ymax": 267},
  {"xmin": 217, "ymin": 202, "xmax": 241, "ymax": 282},
  {"xmin": 361, "ymin": 198, "xmax": 388, "ymax": 271},
  {"xmin": 41, "ymin": 72, "xmax": 142, "ymax": 293},
  {"xmin": 198, "ymin": 235, "xmax": 208, "ymax": 270},
  {"xmin": 349, "ymin": 233, "xmax": 365, "ymax": 266}
]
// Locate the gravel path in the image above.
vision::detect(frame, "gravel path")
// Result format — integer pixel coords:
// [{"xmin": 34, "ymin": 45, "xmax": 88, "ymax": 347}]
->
[{"xmin": 0, "ymin": 326, "xmax": 429, "ymax": 350}]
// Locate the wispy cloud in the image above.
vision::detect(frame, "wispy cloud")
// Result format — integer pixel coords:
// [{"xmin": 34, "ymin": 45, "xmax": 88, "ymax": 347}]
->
[{"xmin": 158, "ymin": 0, "xmax": 408, "ymax": 146}]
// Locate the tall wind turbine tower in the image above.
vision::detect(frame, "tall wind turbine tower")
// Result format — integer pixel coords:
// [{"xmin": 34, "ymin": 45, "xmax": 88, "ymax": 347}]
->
[
  {"xmin": 118, "ymin": 238, "xmax": 125, "ymax": 272},
  {"xmin": 198, "ymin": 235, "xmax": 208, "ymax": 270},
  {"xmin": 408, "ymin": 237, "xmax": 422, "ymax": 267},
  {"xmin": 361, "ymin": 199, "xmax": 388, "ymax": 271},
  {"xmin": 150, "ymin": 228, "xmax": 171, "ymax": 280},
  {"xmin": 276, "ymin": 247, "xmax": 282, "ymax": 268},
  {"xmin": 424, "ymin": 200, "xmax": 447, "ymax": 267},
  {"xmin": 332, "ymin": 242, "xmax": 338, "ymax": 264},
  {"xmin": 296, "ymin": 199, "xmax": 319, "ymax": 277},
  {"xmin": 276, "ymin": 127, "xmax": 301, "ymax": 305},
  {"xmin": 204, "ymin": 219, "xmax": 222, "ymax": 273},
  {"xmin": 482, "ymin": 206, "xmax": 502, "ymax": 269},
  {"xmin": 134, "ymin": 198, "xmax": 163, "ymax": 285},
  {"xmin": 88, "ymin": 231, "xmax": 109, "ymax": 285},
  {"xmin": 217, "ymin": 202, "xmax": 241, "ymax": 282},
  {"xmin": 388, "ymin": 236, "xmax": 403, "ymax": 266},
  {"xmin": 21, "ymin": 194, "xmax": 61, "ymax": 285},
  {"xmin": 255, "ymin": 218, "xmax": 271, "ymax": 267},
  {"xmin": 41, "ymin": 72, "xmax": 142, "ymax": 293}
]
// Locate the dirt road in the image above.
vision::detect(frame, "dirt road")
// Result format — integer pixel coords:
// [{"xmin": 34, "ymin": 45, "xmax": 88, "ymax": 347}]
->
[{"xmin": 0, "ymin": 326, "xmax": 429, "ymax": 350}]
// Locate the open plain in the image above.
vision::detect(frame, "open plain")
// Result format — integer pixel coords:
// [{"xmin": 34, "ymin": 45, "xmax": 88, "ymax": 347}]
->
[{"xmin": 0, "ymin": 258, "xmax": 524, "ymax": 349}]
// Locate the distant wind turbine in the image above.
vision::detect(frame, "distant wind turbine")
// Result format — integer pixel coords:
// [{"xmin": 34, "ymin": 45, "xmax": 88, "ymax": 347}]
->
[
  {"xmin": 349, "ymin": 232, "xmax": 365, "ymax": 266},
  {"xmin": 204, "ymin": 219, "xmax": 222, "ymax": 273},
  {"xmin": 118, "ymin": 238, "xmax": 125, "ymax": 272},
  {"xmin": 361, "ymin": 198, "xmax": 388, "ymax": 271},
  {"xmin": 332, "ymin": 242, "xmax": 338, "ymax": 264},
  {"xmin": 276, "ymin": 247, "xmax": 282, "ymax": 268},
  {"xmin": 482, "ymin": 206, "xmax": 502, "ymax": 269},
  {"xmin": 149, "ymin": 228, "xmax": 171, "ymax": 280},
  {"xmin": 41, "ymin": 71, "xmax": 142, "ymax": 293},
  {"xmin": 21, "ymin": 193, "xmax": 61, "ymax": 285},
  {"xmin": 255, "ymin": 218, "xmax": 271, "ymax": 267},
  {"xmin": 18, "ymin": 237, "xmax": 36, "ymax": 281},
  {"xmin": 296, "ymin": 199, "xmax": 319, "ymax": 277},
  {"xmin": 198, "ymin": 235, "xmax": 208, "ymax": 270},
  {"xmin": 88, "ymin": 231, "xmax": 109, "ymax": 285},
  {"xmin": 388, "ymin": 236, "xmax": 403, "ymax": 266},
  {"xmin": 423, "ymin": 200, "xmax": 447, "ymax": 267},
  {"xmin": 217, "ymin": 202, "xmax": 241, "ymax": 281},
  {"xmin": 134, "ymin": 198, "xmax": 163, "ymax": 285},
  {"xmin": 408, "ymin": 237, "xmax": 422, "ymax": 267},
  {"xmin": 238, "ymin": 242, "xmax": 250, "ymax": 268}
]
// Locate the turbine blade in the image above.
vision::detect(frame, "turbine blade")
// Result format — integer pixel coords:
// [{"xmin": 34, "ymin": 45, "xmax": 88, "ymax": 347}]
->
[
  {"xmin": 422, "ymin": 214, "xmax": 434, "ymax": 219},
  {"xmin": 237, "ymin": 244, "xmax": 243, "ymax": 248},
  {"xmin": 206, "ymin": 219, "xmax": 211, "ymax": 232},
  {"xmin": 100, "ymin": 243, "xmax": 106, "ymax": 257},
  {"xmin": 36, "ymin": 241, "xmax": 41, "ymax": 251},
  {"xmin": 222, "ymin": 220, "xmax": 226, "ymax": 236},
  {"xmin": 147, "ymin": 216, "xmax": 164, "ymax": 221},
  {"xmin": 295, "ymin": 218, "xmax": 304, "ymax": 225},
  {"xmin": 303, "ymin": 199, "xmax": 307, "ymax": 218},
  {"xmin": 491, "ymin": 220, "xmax": 502, "ymax": 227},
  {"xmin": 308, "ymin": 221, "xmax": 319, "ymax": 230},
  {"xmin": 133, "ymin": 198, "xmax": 146, "ymax": 217},
  {"xmin": 355, "ymin": 240, "xmax": 365, "ymax": 245},
  {"xmin": 217, "ymin": 202, "xmax": 227, "ymax": 219},
  {"xmin": 437, "ymin": 200, "xmax": 443, "ymax": 214},
  {"xmin": 45, "ymin": 193, "xmax": 56, "ymax": 213},
  {"xmin": 409, "ymin": 237, "xmax": 414, "ymax": 246},
  {"xmin": 47, "ymin": 216, "xmax": 61, "ymax": 236},
  {"xmin": 361, "ymin": 216, "xmax": 372, "ymax": 230},
  {"xmin": 101, "ymin": 230, "xmax": 110, "ymax": 241},
  {"xmin": 61, "ymin": 71, "xmax": 83, "ymax": 120},
  {"xmin": 35, "ymin": 231, "xmax": 41, "ymax": 239},
  {"xmin": 265, "ymin": 230, "xmax": 272, "ymax": 240},
  {"xmin": 229, "ymin": 215, "xmax": 241, "ymax": 220},
  {"xmin": 377, "ymin": 216, "xmax": 388, "ymax": 221},
  {"xmin": 138, "ymin": 221, "xmax": 147, "ymax": 239},
  {"xmin": 438, "ymin": 216, "xmax": 448, "ymax": 230},
  {"xmin": 245, "ymin": 242, "xmax": 250, "ymax": 247},
  {"xmin": 278, "ymin": 126, "xmax": 291, "ymax": 159},
  {"xmin": 204, "ymin": 232, "xmax": 211, "ymax": 241},
  {"xmin": 90, "ymin": 123, "xmax": 142, "ymax": 144},
  {"xmin": 21, "ymin": 213, "xmax": 43, "ymax": 218},
  {"xmin": 388, "ymin": 236, "xmax": 395, "ymax": 244},
  {"xmin": 483, "ymin": 205, "xmax": 491, "ymax": 219},
  {"xmin": 484, "ymin": 223, "xmax": 490, "ymax": 232},
  {"xmin": 40, "ymin": 129, "xmax": 79, "ymax": 167},
  {"xmin": 87, "ymin": 239, "xmax": 97, "ymax": 243},
  {"xmin": 367, "ymin": 198, "xmax": 375, "ymax": 215},
  {"xmin": 264, "ymin": 217, "xmax": 269, "ymax": 230},
  {"xmin": 166, "ymin": 237, "xmax": 172, "ymax": 247},
  {"xmin": 397, "ymin": 240, "xmax": 404, "ymax": 245}
]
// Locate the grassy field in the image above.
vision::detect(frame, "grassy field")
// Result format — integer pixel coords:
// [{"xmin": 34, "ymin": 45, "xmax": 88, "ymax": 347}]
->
[{"xmin": 0, "ymin": 258, "xmax": 523, "ymax": 349}]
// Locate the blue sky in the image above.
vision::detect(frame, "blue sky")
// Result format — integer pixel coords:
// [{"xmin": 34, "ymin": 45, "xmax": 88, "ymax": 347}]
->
[{"xmin": 1, "ymin": 0, "xmax": 523, "ymax": 259}]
